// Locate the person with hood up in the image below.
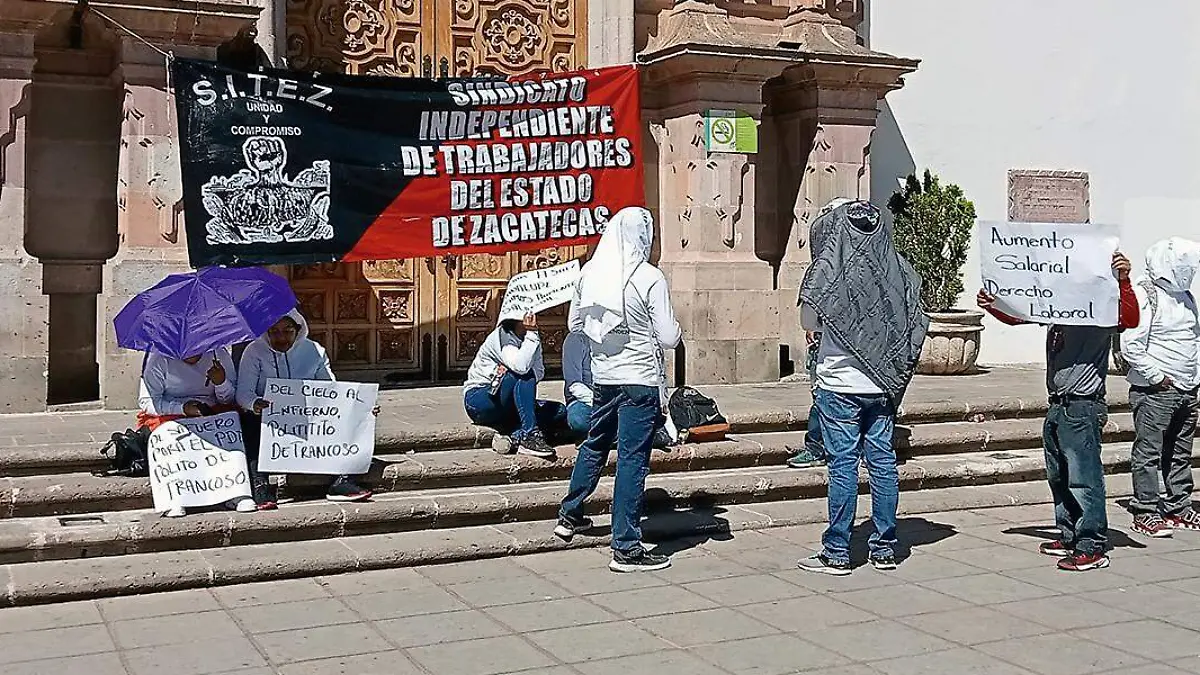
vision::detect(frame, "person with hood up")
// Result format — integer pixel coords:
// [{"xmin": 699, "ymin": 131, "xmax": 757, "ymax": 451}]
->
[
  {"xmin": 556, "ymin": 206, "xmax": 681, "ymax": 573},
  {"xmin": 796, "ymin": 199, "xmax": 929, "ymax": 576},
  {"xmin": 138, "ymin": 348, "xmax": 254, "ymax": 517},
  {"xmin": 979, "ymin": 251, "xmax": 1137, "ymax": 571},
  {"xmin": 462, "ymin": 312, "xmax": 564, "ymax": 459},
  {"xmin": 1120, "ymin": 238, "xmax": 1200, "ymax": 538},
  {"xmin": 237, "ymin": 309, "xmax": 372, "ymax": 506}
]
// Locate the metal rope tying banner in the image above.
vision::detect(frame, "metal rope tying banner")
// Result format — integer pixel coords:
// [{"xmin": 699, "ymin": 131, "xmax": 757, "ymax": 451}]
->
[{"xmin": 171, "ymin": 59, "xmax": 645, "ymax": 267}]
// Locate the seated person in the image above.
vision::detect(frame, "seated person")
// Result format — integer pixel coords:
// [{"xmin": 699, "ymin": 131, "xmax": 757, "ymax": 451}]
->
[
  {"xmin": 138, "ymin": 348, "xmax": 253, "ymax": 517},
  {"xmin": 463, "ymin": 312, "xmax": 565, "ymax": 459},
  {"xmin": 563, "ymin": 330, "xmax": 594, "ymax": 437},
  {"xmin": 237, "ymin": 310, "xmax": 372, "ymax": 507}
]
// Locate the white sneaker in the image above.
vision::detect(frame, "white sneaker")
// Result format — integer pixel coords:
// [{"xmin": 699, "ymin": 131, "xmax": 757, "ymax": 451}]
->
[
  {"xmin": 227, "ymin": 497, "xmax": 256, "ymax": 513},
  {"xmin": 491, "ymin": 434, "xmax": 515, "ymax": 454},
  {"xmin": 164, "ymin": 505, "xmax": 186, "ymax": 518}
]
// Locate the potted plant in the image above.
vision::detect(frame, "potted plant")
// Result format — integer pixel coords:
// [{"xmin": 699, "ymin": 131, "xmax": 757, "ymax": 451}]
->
[{"xmin": 888, "ymin": 170, "xmax": 983, "ymax": 375}]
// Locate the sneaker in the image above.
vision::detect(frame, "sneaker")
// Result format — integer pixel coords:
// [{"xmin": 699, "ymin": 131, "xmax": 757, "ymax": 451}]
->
[
  {"xmin": 785, "ymin": 447, "xmax": 826, "ymax": 469},
  {"xmin": 1165, "ymin": 509, "xmax": 1200, "ymax": 532},
  {"xmin": 870, "ymin": 554, "xmax": 898, "ymax": 571},
  {"xmin": 227, "ymin": 497, "xmax": 256, "ymax": 513},
  {"xmin": 163, "ymin": 505, "xmax": 186, "ymax": 518},
  {"xmin": 1038, "ymin": 540, "xmax": 1072, "ymax": 557},
  {"xmin": 253, "ymin": 478, "xmax": 278, "ymax": 511},
  {"xmin": 516, "ymin": 429, "xmax": 556, "ymax": 459},
  {"xmin": 609, "ymin": 548, "xmax": 671, "ymax": 573},
  {"xmin": 553, "ymin": 516, "xmax": 594, "ymax": 541},
  {"xmin": 1057, "ymin": 551, "xmax": 1110, "ymax": 572},
  {"xmin": 796, "ymin": 553, "xmax": 852, "ymax": 576},
  {"xmin": 1132, "ymin": 513, "xmax": 1174, "ymax": 538},
  {"xmin": 491, "ymin": 434, "xmax": 515, "ymax": 455},
  {"xmin": 326, "ymin": 477, "xmax": 372, "ymax": 503}
]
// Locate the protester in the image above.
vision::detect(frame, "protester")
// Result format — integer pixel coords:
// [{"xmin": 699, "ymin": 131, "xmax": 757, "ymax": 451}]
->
[
  {"xmin": 1119, "ymin": 238, "xmax": 1200, "ymax": 538},
  {"xmin": 795, "ymin": 199, "xmax": 928, "ymax": 576},
  {"xmin": 237, "ymin": 309, "xmax": 372, "ymax": 507},
  {"xmin": 556, "ymin": 206, "xmax": 681, "ymax": 572},
  {"xmin": 978, "ymin": 251, "xmax": 1137, "ymax": 571},
  {"xmin": 463, "ymin": 312, "xmax": 564, "ymax": 459},
  {"xmin": 563, "ymin": 330, "xmax": 594, "ymax": 437},
  {"xmin": 138, "ymin": 348, "xmax": 253, "ymax": 517},
  {"xmin": 786, "ymin": 330, "xmax": 826, "ymax": 468}
]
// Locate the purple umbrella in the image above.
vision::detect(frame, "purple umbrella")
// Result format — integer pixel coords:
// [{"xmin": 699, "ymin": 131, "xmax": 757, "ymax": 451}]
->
[{"xmin": 114, "ymin": 267, "xmax": 298, "ymax": 360}]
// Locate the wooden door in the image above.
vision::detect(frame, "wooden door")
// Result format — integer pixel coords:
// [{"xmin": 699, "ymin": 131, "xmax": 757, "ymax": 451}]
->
[
  {"xmin": 430, "ymin": 0, "xmax": 590, "ymax": 379},
  {"xmin": 284, "ymin": 0, "xmax": 590, "ymax": 382}
]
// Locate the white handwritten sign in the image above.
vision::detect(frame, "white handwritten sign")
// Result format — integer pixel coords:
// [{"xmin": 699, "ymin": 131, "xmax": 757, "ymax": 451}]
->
[
  {"xmin": 499, "ymin": 260, "xmax": 581, "ymax": 321},
  {"xmin": 148, "ymin": 412, "xmax": 251, "ymax": 512},
  {"xmin": 258, "ymin": 379, "xmax": 379, "ymax": 476},
  {"xmin": 979, "ymin": 221, "xmax": 1120, "ymax": 326}
]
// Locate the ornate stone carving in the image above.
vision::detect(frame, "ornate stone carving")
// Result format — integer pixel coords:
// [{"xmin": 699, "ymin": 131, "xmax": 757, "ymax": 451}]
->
[
  {"xmin": 459, "ymin": 254, "xmax": 506, "ymax": 280},
  {"xmin": 710, "ymin": 157, "xmax": 749, "ymax": 250},
  {"xmin": 520, "ymin": 248, "xmax": 562, "ymax": 272},
  {"xmin": 362, "ymin": 259, "xmax": 412, "ymax": 282},
  {"xmin": 457, "ymin": 290, "xmax": 490, "ymax": 319},
  {"xmin": 457, "ymin": 329, "xmax": 490, "ymax": 360},
  {"xmin": 377, "ymin": 290, "xmax": 411, "ymax": 323},
  {"xmin": 481, "ymin": 7, "xmax": 544, "ymax": 69},
  {"xmin": 334, "ymin": 330, "xmax": 370, "ymax": 363},
  {"xmin": 451, "ymin": 0, "xmax": 581, "ymax": 76},
  {"xmin": 296, "ymin": 291, "xmax": 327, "ymax": 322},
  {"xmin": 335, "ymin": 290, "xmax": 370, "ymax": 322},
  {"xmin": 287, "ymin": 0, "xmax": 424, "ymax": 75}
]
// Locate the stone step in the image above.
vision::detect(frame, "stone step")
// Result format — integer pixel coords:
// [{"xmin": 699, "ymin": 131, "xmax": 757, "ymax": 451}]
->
[
  {"xmin": 1, "ymin": 393, "xmax": 1113, "ymax": 478},
  {"xmin": 0, "ymin": 465, "xmax": 1166, "ymax": 608},
  {"xmin": 0, "ymin": 441, "xmax": 1161, "ymax": 566},
  {"xmin": 0, "ymin": 414, "xmax": 1137, "ymax": 518}
]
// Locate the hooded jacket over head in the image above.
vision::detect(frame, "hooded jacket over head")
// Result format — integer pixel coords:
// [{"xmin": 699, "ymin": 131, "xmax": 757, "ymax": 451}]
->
[
  {"xmin": 799, "ymin": 199, "xmax": 928, "ymax": 405},
  {"xmin": 236, "ymin": 309, "xmax": 334, "ymax": 410},
  {"xmin": 139, "ymin": 349, "xmax": 237, "ymax": 416},
  {"xmin": 1120, "ymin": 237, "xmax": 1200, "ymax": 389},
  {"xmin": 568, "ymin": 206, "xmax": 681, "ymax": 389}
]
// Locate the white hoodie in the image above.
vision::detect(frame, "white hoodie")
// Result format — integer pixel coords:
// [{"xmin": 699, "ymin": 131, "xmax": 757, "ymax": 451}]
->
[
  {"xmin": 236, "ymin": 309, "xmax": 334, "ymax": 410},
  {"xmin": 570, "ymin": 206, "xmax": 681, "ymax": 388},
  {"xmin": 462, "ymin": 325, "xmax": 544, "ymax": 393},
  {"xmin": 1121, "ymin": 237, "xmax": 1200, "ymax": 390},
  {"xmin": 138, "ymin": 349, "xmax": 237, "ymax": 416}
]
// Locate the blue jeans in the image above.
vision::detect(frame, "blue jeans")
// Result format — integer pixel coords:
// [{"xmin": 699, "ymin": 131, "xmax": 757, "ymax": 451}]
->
[
  {"xmin": 566, "ymin": 400, "xmax": 592, "ymax": 436},
  {"xmin": 559, "ymin": 384, "xmax": 659, "ymax": 552},
  {"xmin": 805, "ymin": 404, "xmax": 824, "ymax": 458},
  {"xmin": 1043, "ymin": 399, "xmax": 1108, "ymax": 555},
  {"xmin": 464, "ymin": 370, "xmax": 562, "ymax": 441},
  {"xmin": 815, "ymin": 388, "xmax": 898, "ymax": 564}
]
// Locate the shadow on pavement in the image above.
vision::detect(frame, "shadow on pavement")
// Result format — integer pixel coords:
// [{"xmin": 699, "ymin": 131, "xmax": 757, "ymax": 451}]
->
[
  {"xmin": 849, "ymin": 517, "xmax": 958, "ymax": 566},
  {"xmin": 1002, "ymin": 523, "xmax": 1147, "ymax": 551}
]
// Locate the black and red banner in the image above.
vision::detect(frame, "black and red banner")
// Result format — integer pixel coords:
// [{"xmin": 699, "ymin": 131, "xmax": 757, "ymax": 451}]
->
[{"xmin": 171, "ymin": 59, "xmax": 644, "ymax": 267}]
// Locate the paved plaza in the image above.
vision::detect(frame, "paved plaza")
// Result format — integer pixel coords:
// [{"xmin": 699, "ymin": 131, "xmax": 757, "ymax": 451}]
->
[{"xmin": 2, "ymin": 500, "xmax": 1200, "ymax": 675}]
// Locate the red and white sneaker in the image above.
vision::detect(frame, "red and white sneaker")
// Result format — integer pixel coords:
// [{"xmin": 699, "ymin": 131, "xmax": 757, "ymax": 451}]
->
[
  {"xmin": 1038, "ymin": 540, "xmax": 1071, "ymax": 557},
  {"xmin": 1057, "ymin": 551, "xmax": 1110, "ymax": 572},
  {"xmin": 1164, "ymin": 509, "xmax": 1200, "ymax": 532},
  {"xmin": 1132, "ymin": 513, "xmax": 1174, "ymax": 538}
]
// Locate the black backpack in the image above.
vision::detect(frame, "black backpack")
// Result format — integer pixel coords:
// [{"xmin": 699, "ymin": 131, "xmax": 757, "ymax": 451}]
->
[
  {"xmin": 667, "ymin": 387, "xmax": 727, "ymax": 430},
  {"xmin": 98, "ymin": 427, "xmax": 151, "ymax": 478}
]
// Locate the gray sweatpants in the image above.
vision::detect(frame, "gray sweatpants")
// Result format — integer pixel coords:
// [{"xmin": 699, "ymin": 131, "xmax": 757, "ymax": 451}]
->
[{"xmin": 1129, "ymin": 387, "xmax": 1198, "ymax": 516}]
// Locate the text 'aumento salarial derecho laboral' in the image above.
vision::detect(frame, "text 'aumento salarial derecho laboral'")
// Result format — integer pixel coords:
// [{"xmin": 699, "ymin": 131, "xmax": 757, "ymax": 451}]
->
[{"xmin": 979, "ymin": 221, "xmax": 1121, "ymax": 326}]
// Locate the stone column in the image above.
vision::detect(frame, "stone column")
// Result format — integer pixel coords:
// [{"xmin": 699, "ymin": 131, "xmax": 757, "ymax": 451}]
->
[
  {"xmin": 0, "ymin": 31, "xmax": 46, "ymax": 412},
  {"xmin": 588, "ymin": 0, "xmax": 634, "ymax": 67},
  {"xmin": 768, "ymin": 59, "xmax": 914, "ymax": 372},
  {"xmin": 643, "ymin": 55, "xmax": 786, "ymax": 385}
]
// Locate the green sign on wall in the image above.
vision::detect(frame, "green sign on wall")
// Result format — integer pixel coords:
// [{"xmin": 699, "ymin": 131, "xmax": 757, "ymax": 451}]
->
[{"xmin": 704, "ymin": 109, "xmax": 758, "ymax": 154}]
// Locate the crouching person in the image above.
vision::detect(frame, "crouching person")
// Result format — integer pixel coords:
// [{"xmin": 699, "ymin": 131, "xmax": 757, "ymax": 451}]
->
[
  {"xmin": 237, "ymin": 310, "xmax": 372, "ymax": 507},
  {"xmin": 138, "ymin": 348, "xmax": 254, "ymax": 517},
  {"xmin": 463, "ymin": 312, "xmax": 565, "ymax": 459}
]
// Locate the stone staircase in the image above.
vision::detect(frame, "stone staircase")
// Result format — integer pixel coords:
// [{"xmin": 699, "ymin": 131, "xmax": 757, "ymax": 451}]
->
[{"xmin": 0, "ymin": 370, "xmax": 1170, "ymax": 606}]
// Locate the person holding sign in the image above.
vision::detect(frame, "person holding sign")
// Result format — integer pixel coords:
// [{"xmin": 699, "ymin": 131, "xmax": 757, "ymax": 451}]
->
[
  {"xmin": 236, "ymin": 310, "xmax": 372, "ymax": 506},
  {"xmin": 462, "ymin": 313, "xmax": 564, "ymax": 459},
  {"xmin": 795, "ymin": 200, "xmax": 928, "ymax": 577},
  {"xmin": 556, "ymin": 206, "xmax": 682, "ymax": 573},
  {"xmin": 1119, "ymin": 238, "xmax": 1200, "ymax": 538},
  {"xmin": 137, "ymin": 349, "xmax": 254, "ymax": 516},
  {"xmin": 978, "ymin": 251, "xmax": 1138, "ymax": 571}
]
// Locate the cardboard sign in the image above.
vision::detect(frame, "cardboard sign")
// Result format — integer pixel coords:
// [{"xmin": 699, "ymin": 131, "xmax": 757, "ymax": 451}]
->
[
  {"xmin": 498, "ymin": 260, "xmax": 581, "ymax": 321},
  {"xmin": 258, "ymin": 379, "xmax": 379, "ymax": 475},
  {"xmin": 979, "ymin": 221, "xmax": 1120, "ymax": 326},
  {"xmin": 148, "ymin": 412, "xmax": 252, "ymax": 511}
]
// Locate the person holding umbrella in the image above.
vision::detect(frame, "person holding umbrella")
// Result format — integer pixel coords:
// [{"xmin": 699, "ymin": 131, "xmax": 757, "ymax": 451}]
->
[
  {"xmin": 115, "ymin": 267, "xmax": 302, "ymax": 517},
  {"xmin": 237, "ymin": 309, "xmax": 373, "ymax": 505}
]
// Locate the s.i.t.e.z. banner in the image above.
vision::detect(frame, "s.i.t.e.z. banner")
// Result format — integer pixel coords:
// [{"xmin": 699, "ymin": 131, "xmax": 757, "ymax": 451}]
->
[{"xmin": 171, "ymin": 59, "xmax": 644, "ymax": 267}]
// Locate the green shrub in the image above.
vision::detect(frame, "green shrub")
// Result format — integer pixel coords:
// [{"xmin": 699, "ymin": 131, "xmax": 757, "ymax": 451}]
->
[{"xmin": 887, "ymin": 170, "xmax": 976, "ymax": 312}]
